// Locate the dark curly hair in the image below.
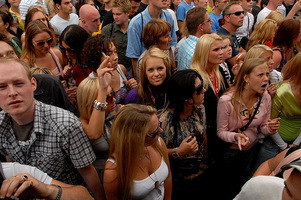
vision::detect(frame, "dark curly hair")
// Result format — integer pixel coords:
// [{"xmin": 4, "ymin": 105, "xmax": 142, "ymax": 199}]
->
[{"xmin": 81, "ymin": 34, "xmax": 117, "ymax": 71}]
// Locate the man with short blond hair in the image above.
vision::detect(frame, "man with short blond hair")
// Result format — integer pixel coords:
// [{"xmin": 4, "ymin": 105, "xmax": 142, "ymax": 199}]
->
[{"xmin": 0, "ymin": 57, "xmax": 103, "ymax": 200}]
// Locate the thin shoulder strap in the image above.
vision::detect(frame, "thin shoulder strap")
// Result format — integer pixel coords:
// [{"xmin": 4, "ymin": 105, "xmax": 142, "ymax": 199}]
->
[{"xmin": 270, "ymin": 149, "xmax": 301, "ymax": 176}]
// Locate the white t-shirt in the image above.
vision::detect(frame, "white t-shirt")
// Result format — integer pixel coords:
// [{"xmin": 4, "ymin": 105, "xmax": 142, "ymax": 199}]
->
[
  {"xmin": 50, "ymin": 13, "xmax": 79, "ymax": 35},
  {"xmin": 2, "ymin": 162, "xmax": 53, "ymax": 184},
  {"xmin": 234, "ymin": 176, "xmax": 284, "ymax": 200},
  {"xmin": 256, "ymin": 7, "xmax": 272, "ymax": 23}
]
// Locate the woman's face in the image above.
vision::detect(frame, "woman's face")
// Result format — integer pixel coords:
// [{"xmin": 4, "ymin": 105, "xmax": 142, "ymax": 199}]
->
[
  {"xmin": 106, "ymin": 87, "xmax": 116, "ymax": 113},
  {"xmin": 222, "ymin": 38, "xmax": 232, "ymax": 60},
  {"xmin": 32, "ymin": 31, "xmax": 53, "ymax": 54},
  {"xmin": 61, "ymin": 41, "xmax": 77, "ymax": 59},
  {"xmin": 31, "ymin": 12, "xmax": 48, "ymax": 27},
  {"xmin": 260, "ymin": 51, "xmax": 274, "ymax": 72},
  {"xmin": 172, "ymin": 0, "xmax": 181, "ymax": 7},
  {"xmin": 144, "ymin": 114, "xmax": 163, "ymax": 146},
  {"xmin": 157, "ymin": 32, "xmax": 172, "ymax": 50},
  {"xmin": 244, "ymin": 63, "xmax": 269, "ymax": 94},
  {"xmin": 191, "ymin": 77, "xmax": 206, "ymax": 105},
  {"xmin": 107, "ymin": 43, "xmax": 118, "ymax": 69},
  {"xmin": 145, "ymin": 56, "xmax": 167, "ymax": 86},
  {"xmin": 208, "ymin": 40, "xmax": 224, "ymax": 66}
]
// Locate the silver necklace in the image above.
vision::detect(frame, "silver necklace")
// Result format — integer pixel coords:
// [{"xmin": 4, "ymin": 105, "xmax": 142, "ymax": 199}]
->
[{"xmin": 138, "ymin": 147, "xmax": 162, "ymax": 195}]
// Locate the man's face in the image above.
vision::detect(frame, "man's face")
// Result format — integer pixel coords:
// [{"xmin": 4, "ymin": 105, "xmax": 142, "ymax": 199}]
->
[
  {"xmin": 216, "ymin": 0, "xmax": 229, "ymax": 11},
  {"xmin": 113, "ymin": 7, "xmax": 129, "ymax": 25},
  {"xmin": 227, "ymin": 4, "xmax": 244, "ymax": 28},
  {"xmin": 201, "ymin": 13, "xmax": 212, "ymax": 34},
  {"xmin": 273, "ymin": 0, "xmax": 284, "ymax": 7},
  {"xmin": 149, "ymin": 0, "xmax": 168, "ymax": 10},
  {"xmin": 8, "ymin": 0, "xmax": 21, "ymax": 7},
  {"xmin": 284, "ymin": 0, "xmax": 294, "ymax": 6},
  {"xmin": 84, "ymin": 12, "xmax": 101, "ymax": 34},
  {"xmin": 130, "ymin": 0, "xmax": 140, "ymax": 15},
  {"xmin": 241, "ymin": 0, "xmax": 253, "ymax": 11},
  {"xmin": 58, "ymin": 0, "xmax": 73, "ymax": 15},
  {"xmin": 0, "ymin": 61, "xmax": 36, "ymax": 121},
  {"xmin": 0, "ymin": 42, "xmax": 18, "ymax": 58}
]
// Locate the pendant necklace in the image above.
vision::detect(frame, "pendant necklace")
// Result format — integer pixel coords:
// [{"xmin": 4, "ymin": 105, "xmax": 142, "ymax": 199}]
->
[{"xmin": 138, "ymin": 147, "xmax": 162, "ymax": 195}]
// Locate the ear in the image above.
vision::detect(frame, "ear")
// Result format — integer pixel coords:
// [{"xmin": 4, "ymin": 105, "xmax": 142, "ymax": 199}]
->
[
  {"xmin": 55, "ymin": 3, "xmax": 61, "ymax": 10},
  {"xmin": 31, "ymin": 77, "xmax": 37, "ymax": 92},
  {"xmin": 243, "ymin": 74, "xmax": 249, "ymax": 84},
  {"xmin": 4, "ymin": 22, "xmax": 9, "ymax": 29},
  {"xmin": 224, "ymin": 14, "xmax": 230, "ymax": 23}
]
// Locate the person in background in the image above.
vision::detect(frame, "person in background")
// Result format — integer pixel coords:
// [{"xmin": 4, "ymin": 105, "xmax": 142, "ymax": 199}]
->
[
  {"xmin": 235, "ymin": 0, "xmax": 254, "ymax": 41},
  {"xmin": 0, "ymin": 8, "xmax": 21, "ymax": 53},
  {"xmin": 178, "ymin": 6, "xmax": 212, "ymax": 71},
  {"xmin": 176, "ymin": 0, "xmax": 194, "ymax": 34},
  {"xmin": 190, "ymin": 33, "xmax": 229, "ymax": 163},
  {"xmin": 103, "ymin": 104, "xmax": 172, "ymax": 200},
  {"xmin": 125, "ymin": 47, "xmax": 171, "ymax": 109},
  {"xmin": 50, "ymin": 0, "xmax": 79, "ymax": 36},
  {"xmin": 159, "ymin": 69, "xmax": 209, "ymax": 199},
  {"xmin": 216, "ymin": 58, "xmax": 280, "ymax": 199},
  {"xmin": 136, "ymin": 19, "xmax": 175, "ymax": 81},
  {"xmin": 79, "ymin": 4, "xmax": 101, "ymax": 35},
  {"xmin": 8, "ymin": 0, "xmax": 24, "ymax": 32},
  {"xmin": 210, "ymin": 0, "xmax": 229, "ymax": 33},
  {"xmin": 246, "ymin": 19, "xmax": 277, "ymax": 51},
  {"xmin": 102, "ymin": 0, "xmax": 132, "ymax": 70},
  {"xmin": 21, "ymin": 20, "xmax": 64, "ymax": 79}
]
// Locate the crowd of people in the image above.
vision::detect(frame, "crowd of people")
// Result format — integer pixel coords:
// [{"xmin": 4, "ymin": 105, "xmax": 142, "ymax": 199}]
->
[{"xmin": 0, "ymin": 0, "xmax": 301, "ymax": 199}]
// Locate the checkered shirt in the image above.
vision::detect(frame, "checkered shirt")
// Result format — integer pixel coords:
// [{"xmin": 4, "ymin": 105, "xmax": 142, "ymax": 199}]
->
[{"xmin": 0, "ymin": 100, "xmax": 96, "ymax": 185}]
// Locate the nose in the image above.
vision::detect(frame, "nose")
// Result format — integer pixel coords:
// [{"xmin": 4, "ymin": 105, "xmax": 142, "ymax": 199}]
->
[
  {"xmin": 168, "ymin": 35, "xmax": 172, "ymax": 42},
  {"xmin": 154, "ymin": 69, "xmax": 160, "ymax": 76},
  {"xmin": 8, "ymin": 85, "xmax": 17, "ymax": 97}
]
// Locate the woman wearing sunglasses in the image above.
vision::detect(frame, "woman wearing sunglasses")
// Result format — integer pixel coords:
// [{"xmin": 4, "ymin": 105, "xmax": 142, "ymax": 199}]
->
[
  {"xmin": 216, "ymin": 58, "xmax": 280, "ymax": 199},
  {"xmin": 125, "ymin": 47, "xmax": 171, "ymax": 109},
  {"xmin": 59, "ymin": 25, "xmax": 91, "ymax": 86},
  {"xmin": 21, "ymin": 20, "xmax": 63, "ymax": 79},
  {"xmin": 103, "ymin": 104, "xmax": 172, "ymax": 200},
  {"xmin": 77, "ymin": 57, "xmax": 116, "ymax": 179},
  {"xmin": 190, "ymin": 33, "xmax": 229, "ymax": 164},
  {"xmin": 159, "ymin": 69, "xmax": 209, "ymax": 199}
]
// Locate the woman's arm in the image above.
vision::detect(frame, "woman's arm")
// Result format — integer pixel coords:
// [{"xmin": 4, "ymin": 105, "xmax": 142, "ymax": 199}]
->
[
  {"xmin": 159, "ymin": 137, "xmax": 172, "ymax": 200},
  {"xmin": 103, "ymin": 161, "xmax": 121, "ymax": 200},
  {"xmin": 253, "ymin": 148, "xmax": 289, "ymax": 177},
  {"xmin": 81, "ymin": 58, "xmax": 114, "ymax": 140}
]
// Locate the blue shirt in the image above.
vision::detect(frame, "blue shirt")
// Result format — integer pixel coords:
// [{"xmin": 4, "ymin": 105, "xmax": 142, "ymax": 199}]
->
[
  {"xmin": 210, "ymin": 12, "xmax": 223, "ymax": 33},
  {"xmin": 177, "ymin": 35, "xmax": 198, "ymax": 71},
  {"xmin": 176, "ymin": 1, "xmax": 194, "ymax": 21},
  {"xmin": 126, "ymin": 6, "xmax": 177, "ymax": 59}
]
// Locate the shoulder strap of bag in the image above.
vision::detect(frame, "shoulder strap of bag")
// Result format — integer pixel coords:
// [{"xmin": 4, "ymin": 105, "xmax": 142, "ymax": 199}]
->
[
  {"xmin": 240, "ymin": 96, "xmax": 262, "ymax": 132},
  {"xmin": 270, "ymin": 149, "xmax": 301, "ymax": 176}
]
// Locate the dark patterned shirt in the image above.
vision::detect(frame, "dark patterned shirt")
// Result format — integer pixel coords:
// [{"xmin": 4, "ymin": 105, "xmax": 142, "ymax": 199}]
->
[{"xmin": 0, "ymin": 100, "xmax": 96, "ymax": 185}]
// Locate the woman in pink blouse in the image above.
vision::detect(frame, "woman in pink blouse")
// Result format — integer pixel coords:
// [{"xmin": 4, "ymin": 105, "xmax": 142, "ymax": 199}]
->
[{"xmin": 215, "ymin": 58, "xmax": 280, "ymax": 199}]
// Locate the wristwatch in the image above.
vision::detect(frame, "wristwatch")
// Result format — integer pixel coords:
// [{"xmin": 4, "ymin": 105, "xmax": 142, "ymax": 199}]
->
[
  {"xmin": 93, "ymin": 100, "xmax": 108, "ymax": 111},
  {"xmin": 172, "ymin": 148, "xmax": 180, "ymax": 158}
]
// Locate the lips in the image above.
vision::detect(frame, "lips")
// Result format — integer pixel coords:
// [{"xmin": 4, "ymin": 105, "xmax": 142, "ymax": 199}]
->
[{"xmin": 8, "ymin": 100, "xmax": 22, "ymax": 106}]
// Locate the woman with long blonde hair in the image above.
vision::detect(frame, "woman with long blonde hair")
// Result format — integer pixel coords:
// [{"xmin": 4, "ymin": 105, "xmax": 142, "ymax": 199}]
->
[
  {"xmin": 246, "ymin": 19, "xmax": 277, "ymax": 51},
  {"xmin": 103, "ymin": 104, "xmax": 172, "ymax": 200},
  {"xmin": 125, "ymin": 47, "xmax": 171, "ymax": 109},
  {"xmin": 190, "ymin": 33, "xmax": 229, "ymax": 162}
]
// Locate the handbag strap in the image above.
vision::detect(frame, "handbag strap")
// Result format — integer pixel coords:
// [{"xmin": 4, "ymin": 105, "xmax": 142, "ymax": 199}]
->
[
  {"xmin": 240, "ymin": 96, "xmax": 262, "ymax": 132},
  {"xmin": 270, "ymin": 149, "xmax": 301, "ymax": 176}
]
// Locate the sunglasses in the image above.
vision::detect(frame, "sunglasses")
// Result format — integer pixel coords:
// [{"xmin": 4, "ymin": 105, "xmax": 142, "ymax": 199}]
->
[
  {"xmin": 59, "ymin": 45, "xmax": 77, "ymax": 54},
  {"xmin": 146, "ymin": 125, "xmax": 161, "ymax": 139},
  {"xmin": 33, "ymin": 38, "xmax": 53, "ymax": 47},
  {"xmin": 229, "ymin": 11, "xmax": 245, "ymax": 16},
  {"xmin": 195, "ymin": 84, "xmax": 204, "ymax": 95}
]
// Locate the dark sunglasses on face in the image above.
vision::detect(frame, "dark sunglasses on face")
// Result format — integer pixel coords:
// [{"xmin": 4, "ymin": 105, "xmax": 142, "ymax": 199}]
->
[
  {"xmin": 146, "ymin": 125, "xmax": 161, "ymax": 139},
  {"xmin": 195, "ymin": 84, "xmax": 204, "ymax": 95},
  {"xmin": 230, "ymin": 11, "xmax": 245, "ymax": 16},
  {"xmin": 59, "ymin": 45, "xmax": 77, "ymax": 54},
  {"xmin": 34, "ymin": 38, "xmax": 53, "ymax": 47}
]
